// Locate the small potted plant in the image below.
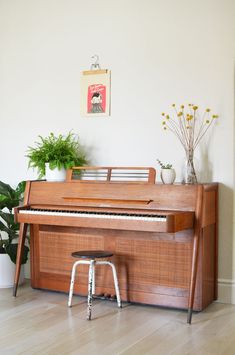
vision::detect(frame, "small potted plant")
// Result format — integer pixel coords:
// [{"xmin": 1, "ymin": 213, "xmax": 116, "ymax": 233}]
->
[
  {"xmin": 26, "ymin": 132, "xmax": 88, "ymax": 181},
  {"xmin": 0, "ymin": 180, "xmax": 29, "ymax": 288},
  {"xmin": 157, "ymin": 159, "xmax": 176, "ymax": 184}
]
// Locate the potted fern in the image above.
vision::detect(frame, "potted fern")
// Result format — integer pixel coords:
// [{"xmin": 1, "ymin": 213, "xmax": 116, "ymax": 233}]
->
[
  {"xmin": 0, "ymin": 180, "xmax": 29, "ymax": 287},
  {"xmin": 26, "ymin": 132, "xmax": 88, "ymax": 181}
]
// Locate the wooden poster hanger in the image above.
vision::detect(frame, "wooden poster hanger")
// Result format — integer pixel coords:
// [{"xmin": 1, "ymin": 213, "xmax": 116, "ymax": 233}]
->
[{"xmin": 82, "ymin": 55, "xmax": 108, "ymax": 75}]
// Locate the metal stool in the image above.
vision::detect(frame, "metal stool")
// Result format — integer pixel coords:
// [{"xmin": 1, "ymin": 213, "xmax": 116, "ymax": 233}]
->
[{"xmin": 68, "ymin": 250, "xmax": 122, "ymax": 320}]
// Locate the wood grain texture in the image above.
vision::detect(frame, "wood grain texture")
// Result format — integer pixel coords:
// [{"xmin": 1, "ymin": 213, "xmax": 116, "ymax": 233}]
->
[
  {"xmin": 25, "ymin": 181, "xmax": 198, "ymax": 210},
  {"xmin": 30, "ymin": 223, "xmax": 213, "ymax": 311},
  {"xmin": 1, "ymin": 282, "xmax": 235, "ymax": 355},
  {"xmin": 14, "ymin": 180, "xmax": 218, "ymax": 313}
]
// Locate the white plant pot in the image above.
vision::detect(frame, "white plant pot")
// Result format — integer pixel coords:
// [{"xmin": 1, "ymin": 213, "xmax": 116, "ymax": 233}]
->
[
  {"xmin": 160, "ymin": 168, "xmax": 176, "ymax": 184},
  {"xmin": 0, "ymin": 254, "xmax": 24, "ymax": 288},
  {"xmin": 45, "ymin": 163, "xmax": 66, "ymax": 182}
]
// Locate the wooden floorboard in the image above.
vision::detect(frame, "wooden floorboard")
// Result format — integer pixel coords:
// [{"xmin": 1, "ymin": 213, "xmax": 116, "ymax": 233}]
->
[{"xmin": 0, "ymin": 280, "xmax": 235, "ymax": 355}]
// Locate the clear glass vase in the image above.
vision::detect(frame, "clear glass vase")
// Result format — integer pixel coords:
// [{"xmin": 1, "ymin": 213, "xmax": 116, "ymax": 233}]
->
[{"xmin": 185, "ymin": 148, "xmax": 197, "ymax": 184}]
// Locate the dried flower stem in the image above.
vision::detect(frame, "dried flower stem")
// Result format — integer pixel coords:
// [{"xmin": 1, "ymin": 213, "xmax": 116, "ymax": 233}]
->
[
  {"xmin": 161, "ymin": 104, "xmax": 218, "ymax": 184},
  {"xmin": 161, "ymin": 104, "xmax": 218, "ymax": 151}
]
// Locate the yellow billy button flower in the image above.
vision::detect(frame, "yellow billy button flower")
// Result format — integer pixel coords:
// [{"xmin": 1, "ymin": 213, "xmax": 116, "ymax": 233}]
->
[
  {"xmin": 160, "ymin": 103, "xmax": 218, "ymax": 180},
  {"xmin": 186, "ymin": 114, "xmax": 192, "ymax": 121}
]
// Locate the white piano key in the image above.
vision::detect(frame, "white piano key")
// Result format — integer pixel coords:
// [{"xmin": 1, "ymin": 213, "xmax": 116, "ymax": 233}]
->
[{"xmin": 19, "ymin": 209, "xmax": 167, "ymax": 222}]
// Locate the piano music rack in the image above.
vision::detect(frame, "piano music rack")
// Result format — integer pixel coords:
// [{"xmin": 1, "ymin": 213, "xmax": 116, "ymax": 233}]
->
[{"xmin": 66, "ymin": 166, "xmax": 156, "ymax": 184}]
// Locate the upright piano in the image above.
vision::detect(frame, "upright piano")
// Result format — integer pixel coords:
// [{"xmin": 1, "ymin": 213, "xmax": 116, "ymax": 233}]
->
[{"xmin": 14, "ymin": 167, "xmax": 218, "ymax": 323}]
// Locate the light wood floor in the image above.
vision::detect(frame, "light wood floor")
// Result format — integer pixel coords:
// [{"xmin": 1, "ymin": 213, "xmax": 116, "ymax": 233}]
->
[{"xmin": 1, "ymin": 281, "xmax": 235, "ymax": 355}]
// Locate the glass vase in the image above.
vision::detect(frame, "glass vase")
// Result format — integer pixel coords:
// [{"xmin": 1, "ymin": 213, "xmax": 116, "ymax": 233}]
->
[{"xmin": 185, "ymin": 148, "xmax": 197, "ymax": 184}]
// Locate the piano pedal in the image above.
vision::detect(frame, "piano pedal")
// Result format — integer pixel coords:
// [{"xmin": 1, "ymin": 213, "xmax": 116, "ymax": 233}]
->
[
  {"xmin": 93, "ymin": 293, "xmax": 117, "ymax": 301},
  {"xmin": 93, "ymin": 293, "xmax": 105, "ymax": 300}
]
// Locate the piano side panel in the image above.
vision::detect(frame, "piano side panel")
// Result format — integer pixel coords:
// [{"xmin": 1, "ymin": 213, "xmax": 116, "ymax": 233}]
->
[
  {"xmin": 30, "ymin": 224, "xmax": 206, "ymax": 311},
  {"xmin": 201, "ymin": 224, "xmax": 216, "ymax": 308},
  {"xmin": 202, "ymin": 189, "xmax": 216, "ymax": 227},
  {"xmin": 201, "ymin": 185, "xmax": 218, "ymax": 305}
]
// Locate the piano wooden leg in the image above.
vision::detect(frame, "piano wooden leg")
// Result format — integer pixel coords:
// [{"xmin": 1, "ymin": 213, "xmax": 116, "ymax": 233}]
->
[
  {"xmin": 187, "ymin": 231, "xmax": 200, "ymax": 324},
  {"xmin": 187, "ymin": 185, "xmax": 203, "ymax": 324},
  {"xmin": 13, "ymin": 223, "xmax": 28, "ymax": 297}
]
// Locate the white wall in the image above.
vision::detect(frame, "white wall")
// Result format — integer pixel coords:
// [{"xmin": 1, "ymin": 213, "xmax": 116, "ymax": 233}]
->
[{"xmin": 0, "ymin": 0, "xmax": 234, "ymax": 302}]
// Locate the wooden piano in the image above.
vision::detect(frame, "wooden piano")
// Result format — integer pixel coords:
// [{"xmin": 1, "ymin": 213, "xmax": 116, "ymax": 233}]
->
[{"xmin": 14, "ymin": 167, "xmax": 218, "ymax": 323}]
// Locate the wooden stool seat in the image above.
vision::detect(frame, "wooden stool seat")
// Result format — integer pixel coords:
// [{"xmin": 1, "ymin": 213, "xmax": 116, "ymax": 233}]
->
[
  {"xmin": 71, "ymin": 250, "xmax": 113, "ymax": 259},
  {"xmin": 68, "ymin": 250, "xmax": 122, "ymax": 320}
]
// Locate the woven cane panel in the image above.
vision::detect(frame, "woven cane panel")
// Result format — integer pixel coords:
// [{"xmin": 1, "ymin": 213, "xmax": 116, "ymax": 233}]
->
[
  {"xmin": 38, "ymin": 230, "xmax": 104, "ymax": 274},
  {"xmin": 116, "ymin": 238, "xmax": 192, "ymax": 289}
]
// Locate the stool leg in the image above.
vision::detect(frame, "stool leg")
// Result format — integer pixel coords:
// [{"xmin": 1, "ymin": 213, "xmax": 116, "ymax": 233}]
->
[
  {"xmin": 68, "ymin": 260, "xmax": 90, "ymax": 307},
  {"xmin": 107, "ymin": 262, "xmax": 122, "ymax": 308},
  {"xmin": 87, "ymin": 260, "xmax": 94, "ymax": 320},
  {"xmin": 68, "ymin": 261, "xmax": 79, "ymax": 307},
  {"xmin": 92, "ymin": 262, "xmax": 95, "ymax": 295}
]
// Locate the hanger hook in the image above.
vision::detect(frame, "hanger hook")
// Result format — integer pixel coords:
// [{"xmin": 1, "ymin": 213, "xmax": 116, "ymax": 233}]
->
[
  {"xmin": 91, "ymin": 54, "xmax": 101, "ymax": 70},
  {"xmin": 92, "ymin": 54, "xmax": 99, "ymax": 65}
]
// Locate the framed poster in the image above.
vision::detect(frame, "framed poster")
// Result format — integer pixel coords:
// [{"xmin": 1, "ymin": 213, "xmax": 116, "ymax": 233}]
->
[{"xmin": 80, "ymin": 69, "xmax": 111, "ymax": 117}]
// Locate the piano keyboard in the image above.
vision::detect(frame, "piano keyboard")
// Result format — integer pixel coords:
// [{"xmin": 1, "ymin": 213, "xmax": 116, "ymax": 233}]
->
[{"xmin": 19, "ymin": 208, "xmax": 167, "ymax": 222}]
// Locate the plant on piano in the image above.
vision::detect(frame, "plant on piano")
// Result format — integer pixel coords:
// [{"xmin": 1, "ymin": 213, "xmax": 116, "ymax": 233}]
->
[
  {"xmin": 157, "ymin": 160, "xmax": 176, "ymax": 184},
  {"xmin": 0, "ymin": 181, "xmax": 29, "ymax": 264},
  {"xmin": 157, "ymin": 159, "xmax": 172, "ymax": 169},
  {"xmin": 26, "ymin": 132, "xmax": 88, "ymax": 179},
  {"xmin": 161, "ymin": 104, "xmax": 219, "ymax": 184}
]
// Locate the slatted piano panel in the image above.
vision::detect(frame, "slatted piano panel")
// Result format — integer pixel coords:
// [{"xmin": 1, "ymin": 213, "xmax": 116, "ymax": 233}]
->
[
  {"xmin": 66, "ymin": 166, "xmax": 156, "ymax": 183},
  {"xmin": 33, "ymin": 225, "xmax": 202, "ymax": 310}
]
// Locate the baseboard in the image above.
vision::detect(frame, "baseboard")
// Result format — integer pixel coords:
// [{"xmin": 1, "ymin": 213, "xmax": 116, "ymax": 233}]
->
[{"xmin": 217, "ymin": 278, "xmax": 235, "ymax": 304}]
